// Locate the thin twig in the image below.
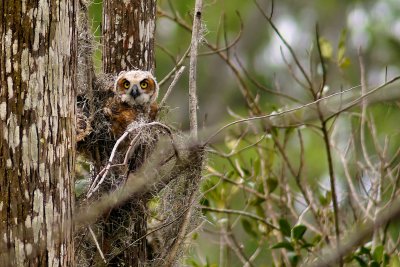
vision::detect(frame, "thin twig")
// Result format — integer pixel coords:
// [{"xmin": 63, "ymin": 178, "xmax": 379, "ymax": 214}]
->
[
  {"xmin": 86, "ymin": 121, "xmax": 174, "ymax": 198},
  {"xmin": 159, "ymin": 66, "xmax": 186, "ymax": 107},
  {"xmin": 158, "ymin": 8, "xmax": 261, "ymax": 115},
  {"xmin": 205, "ymin": 83, "xmax": 364, "ymax": 144},
  {"xmin": 88, "ymin": 226, "xmax": 107, "ymax": 264},
  {"xmin": 320, "ymin": 116, "xmax": 341, "ymax": 265},
  {"xmin": 201, "ymin": 206, "xmax": 278, "ymax": 229},
  {"xmin": 315, "ymin": 24, "xmax": 327, "ymax": 97},
  {"xmin": 358, "ymin": 48, "xmax": 375, "ymax": 172},
  {"xmin": 164, "ymin": 189, "xmax": 197, "ymax": 267},
  {"xmin": 206, "ymin": 76, "xmax": 400, "ymax": 145},
  {"xmin": 253, "ymin": 0, "xmax": 313, "ymax": 89},
  {"xmin": 198, "ymin": 11, "xmax": 243, "ymax": 56},
  {"xmin": 86, "ymin": 130, "xmax": 131, "ymax": 197},
  {"xmin": 159, "ymin": 46, "xmax": 190, "ymax": 86},
  {"xmin": 224, "ymin": 230, "xmax": 255, "ymax": 267}
]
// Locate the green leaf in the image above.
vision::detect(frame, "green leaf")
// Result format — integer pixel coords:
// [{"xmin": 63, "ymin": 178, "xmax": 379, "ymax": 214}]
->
[
  {"xmin": 353, "ymin": 256, "xmax": 368, "ymax": 267},
  {"xmin": 390, "ymin": 255, "xmax": 400, "ymax": 267},
  {"xmin": 242, "ymin": 168, "xmax": 251, "ymax": 176},
  {"xmin": 319, "ymin": 191, "xmax": 332, "ymax": 206},
  {"xmin": 249, "ymin": 196, "xmax": 265, "ymax": 206},
  {"xmin": 337, "ymin": 28, "xmax": 348, "ymax": 62},
  {"xmin": 312, "ymin": 234, "xmax": 322, "ymax": 244},
  {"xmin": 300, "ymin": 242, "xmax": 314, "ymax": 249},
  {"xmin": 339, "ymin": 57, "xmax": 351, "ymax": 68},
  {"xmin": 200, "ymin": 197, "xmax": 209, "ymax": 207},
  {"xmin": 226, "ymin": 170, "xmax": 235, "ymax": 178},
  {"xmin": 369, "ymin": 261, "xmax": 380, "ymax": 267},
  {"xmin": 186, "ymin": 259, "xmax": 202, "ymax": 267},
  {"xmin": 266, "ymin": 177, "xmax": 278, "ymax": 193},
  {"xmin": 288, "ymin": 252, "xmax": 300, "ymax": 267},
  {"xmin": 254, "ymin": 157, "xmax": 261, "ymax": 176},
  {"xmin": 271, "ymin": 241, "xmax": 294, "ymax": 251},
  {"xmin": 256, "ymin": 183, "xmax": 265, "ymax": 195},
  {"xmin": 225, "ymin": 135, "xmax": 237, "ymax": 150},
  {"xmin": 291, "ymin": 225, "xmax": 307, "ymax": 241},
  {"xmin": 241, "ymin": 219, "xmax": 257, "ymax": 238},
  {"xmin": 384, "ymin": 253, "xmax": 390, "ymax": 266},
  {"xmin": 319, "ymin": 37, "xmax": 333, "ymax": 59},
  {"xmin": 192, "ymin": 232, "xmax": 199, "ymax": 240},
  {"xmin": 278, "ymin": 218, "xmax": 292, "ymax": 237},
  {"xmin": 74, "ymin": 179, "xmax": 90, "ymax": 197},
  {"xmin": 372, "ymin": 245, "xmax": 384, "ymax": 263},
  {"xmin": 357, "ymin": 246, "xmax": 371, "ymax": 256}
]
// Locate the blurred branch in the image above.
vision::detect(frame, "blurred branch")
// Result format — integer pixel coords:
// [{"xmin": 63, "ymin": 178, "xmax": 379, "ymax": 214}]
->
[
  {"xmin": 159, "ymin": 66, "xmax": 186, "ymax": 108},
  {"xmin": 315, "ymin": 24, "xmax": 327, "ymax": 97},
  {"xmin": 159, "ymin": 46, "xmax": 190, "ymax": 86},
  {"xmin": 224, "ymin": 230, "xmax": 255, "ymax": 267},
  {"xmin": 205, "ymin": 77, "xmax": 400, "ymax": 145},
  {"xmin": 201, "ymin": 206, "xmax": 278, "ymax": 229},
  {"xmin": 198, "ymin": 11, "xmax": 243, "ymax": 56},
  {"xmin": 88, "ymin": 226, "xmax": 107, "ymax": 264},
  {"xmin": 253, "ymin": 0, "xmax": 313, "ymax": 89},
  {"xmin": 235, "ymin": 53, "xmax": 303, "ymax": 103},
  {"xmin": 158, "ymin": 8, "xmax": 261, "ymax": 114},
  {"xmin": 156, "ymin": 43, "xmax": 180, "ymax": 66},
  {"xmin": 164, "ymin": 188, "xmax": 197, "ymax": 267}
]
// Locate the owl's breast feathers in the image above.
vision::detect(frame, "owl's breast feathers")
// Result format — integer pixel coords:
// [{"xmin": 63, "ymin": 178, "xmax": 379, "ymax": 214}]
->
[{"xmin": 104, "ymin": 96, "xmax": 158, "ymax": 138}]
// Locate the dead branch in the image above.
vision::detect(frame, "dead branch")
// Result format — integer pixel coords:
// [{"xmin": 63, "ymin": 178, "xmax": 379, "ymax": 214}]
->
[{"xmin": 188, "ymin": 0, "xmax": 203, "ymax": 139}]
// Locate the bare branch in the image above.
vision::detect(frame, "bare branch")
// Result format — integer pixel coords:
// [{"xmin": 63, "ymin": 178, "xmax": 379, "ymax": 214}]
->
[
  {"xmin": 201, "ymin": 206, "xmax": 278, "ymax": 229},
  {"xmin": 88, "ymin": 226, "xmax": 107, "ymax": 264},
  {"xmin": 159, "ymin": 66, "xmax": 186, "ymax": 108},
  {"xmin": 188, "ymin": 0, "xmax": 203, "ymax": 139}
]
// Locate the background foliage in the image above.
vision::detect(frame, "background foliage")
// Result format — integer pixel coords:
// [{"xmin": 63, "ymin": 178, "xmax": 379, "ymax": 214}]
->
[{"xmin": 88, "ymin": 0, "xmax": 400, "ymax": 266}]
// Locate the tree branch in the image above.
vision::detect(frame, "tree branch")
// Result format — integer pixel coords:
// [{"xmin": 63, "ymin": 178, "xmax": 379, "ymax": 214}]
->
[{"xmin": 188, "ymin": 0, "xmax": 203, "ymax": 139}]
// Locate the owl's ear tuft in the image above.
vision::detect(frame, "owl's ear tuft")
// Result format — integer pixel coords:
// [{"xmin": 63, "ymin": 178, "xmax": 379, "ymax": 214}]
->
[{"xmin": 117, "ymin": 71, "xmax": 126, "ymax": 77}]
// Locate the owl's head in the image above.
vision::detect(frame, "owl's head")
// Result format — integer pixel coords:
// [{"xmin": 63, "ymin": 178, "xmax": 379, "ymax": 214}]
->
[{"xmin": 114, "ymin": 70, "xmax": 159, "ymax": 106}]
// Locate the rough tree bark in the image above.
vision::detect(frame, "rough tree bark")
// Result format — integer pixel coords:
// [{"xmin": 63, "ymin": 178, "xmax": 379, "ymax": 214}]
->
[
  {"xmin": 101, "ymin": 0, "xmax": 156, "ymax": 265},
  {"xmin": 0, "ymin": 0, "xmax": 77, "ymax": 266},
  {"xmin": 103, "ymin": 0, "xmax": 156, "ymax": 73}
]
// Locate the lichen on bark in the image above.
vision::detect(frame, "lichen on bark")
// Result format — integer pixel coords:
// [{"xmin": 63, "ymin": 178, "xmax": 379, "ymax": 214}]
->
[{"xmin": 0, "ymin": 0, "xmax": 77, "ymax": 266}]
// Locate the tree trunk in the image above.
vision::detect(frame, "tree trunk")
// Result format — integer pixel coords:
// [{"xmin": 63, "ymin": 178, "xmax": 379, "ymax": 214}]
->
[
  {"xmin": 103, "ymin": 0, "xmax": 156, "ymax": 73},
  {"xmin": 100, "ymin": 1, "xmax": 156, "ymax": 266},
  {"xmin": 0, "ymin": 0, "xmax": 77, "ymax": 266}
]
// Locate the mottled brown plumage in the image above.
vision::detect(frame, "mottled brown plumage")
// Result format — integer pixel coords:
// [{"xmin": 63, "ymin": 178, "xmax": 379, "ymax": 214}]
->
[{"xmin": 103, "ymin": 97, "xmax": 158, "ymax": 138}]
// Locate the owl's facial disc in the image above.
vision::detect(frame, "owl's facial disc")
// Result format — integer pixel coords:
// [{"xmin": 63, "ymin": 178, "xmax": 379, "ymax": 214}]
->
[{"xmin": 115, "ymin": 72, "xmax": 158, "ymax": 106}]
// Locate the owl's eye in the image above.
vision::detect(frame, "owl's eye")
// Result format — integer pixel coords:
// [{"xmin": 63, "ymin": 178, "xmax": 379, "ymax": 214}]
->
[
  {"xmin": 123, "ymin": 80, "xmax": 130, "ymax": 89},
  {"xmin": 140, "ymin": 80, "xmax": 148, "ymax": 89}
]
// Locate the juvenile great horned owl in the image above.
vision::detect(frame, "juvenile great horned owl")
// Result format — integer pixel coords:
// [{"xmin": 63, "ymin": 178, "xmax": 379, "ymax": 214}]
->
[{"xmin": 104, "ymin": 70, "xmax": 159, "ymax": 138}]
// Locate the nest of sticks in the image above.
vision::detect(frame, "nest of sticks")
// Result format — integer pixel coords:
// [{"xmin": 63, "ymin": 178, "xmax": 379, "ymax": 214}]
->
[{"xmin": 74, "ymin": 75, "xmax": 204, "ymax": 267}]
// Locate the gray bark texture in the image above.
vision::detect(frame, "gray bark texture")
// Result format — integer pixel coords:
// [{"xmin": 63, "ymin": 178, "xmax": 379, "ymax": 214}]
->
[
  {"xmin": 0, "ymin": 0, "xmax": 77, "ymax": 266},
  {"xmin": 103, "ymin": 0, "xmax": 156, "ymax": 73}
]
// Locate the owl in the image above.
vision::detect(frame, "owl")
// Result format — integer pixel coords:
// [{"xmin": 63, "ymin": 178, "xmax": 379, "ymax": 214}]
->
[{"xmin": 104, "ymin": 70, "xmax": 159, "ymax": 138}]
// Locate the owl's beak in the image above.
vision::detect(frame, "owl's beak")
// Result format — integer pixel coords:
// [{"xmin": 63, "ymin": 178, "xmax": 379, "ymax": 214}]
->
[{"xmin": 130, "ymin": 84, "xmax": 140, "ymax": 99}]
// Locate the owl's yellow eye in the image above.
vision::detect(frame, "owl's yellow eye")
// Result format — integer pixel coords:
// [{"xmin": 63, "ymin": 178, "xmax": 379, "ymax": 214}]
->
[
  {"xmin": 123, "ymin": 80, "xmax": 130, "ymax": 89},
  {"xmin": 140, "ymin": 80, "xmax": 148, "ymax": 89}
]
